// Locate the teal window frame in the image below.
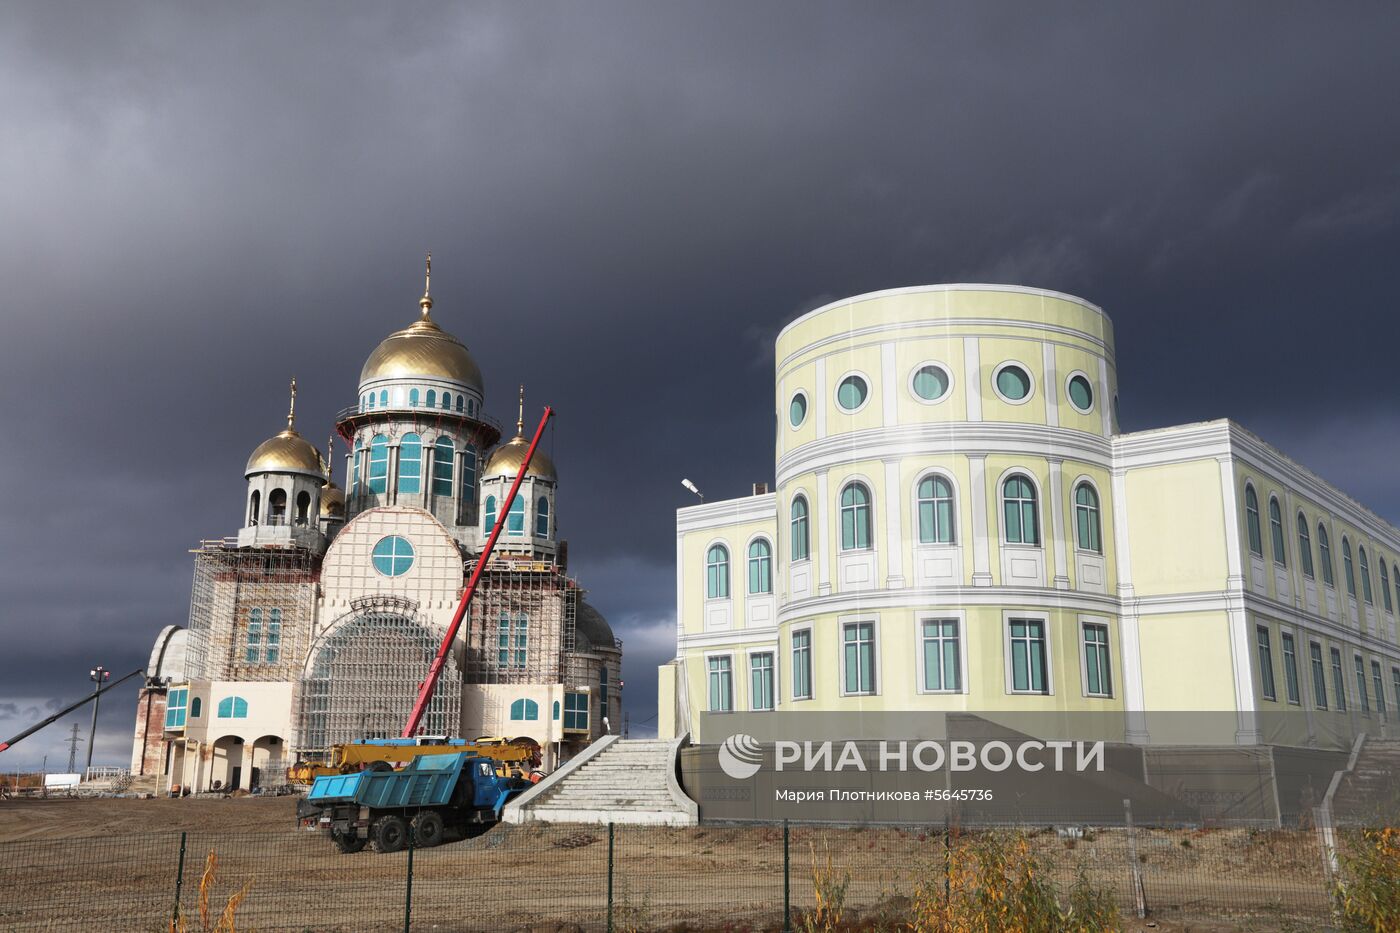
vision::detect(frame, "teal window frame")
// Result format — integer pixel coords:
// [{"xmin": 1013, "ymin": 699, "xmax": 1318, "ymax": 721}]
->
[
  {"xmin": 497, "ymin": 612, "xmax": 527, "ymax": 669},
  {"xmin": 1297, "ymin": 514, "xmax": 1315, "ymax": 579},
  {"xmin": 509, "ymin": 698, "xmax": 539, "ymax": 721},
  {"xmin": 484, "ymin": 495, "xmax": 497, "ymax": 531},
  {"xmin": 426, "ymin": 389, "xmax": 436, "ymax": 408},
  {"xmin": 351, "ymin": 447, "xmax": 362, "ymax": 492},
  {"xmin": 836, "ymin": 374, "xmax": 868, "ymax": 411},
  {"xmin": 1393, "ymin": 667, "xmax": 1400, "ymax": 716},
  {"xmin": 1244, "ymin": 486, "xmax": 1262, "ymax": 557},
  {"xmin": 1067, "ymin": 373, "xmax": 1094, "ymax": 412},
  {"xmin": 1009, "ymin": 619, "xmax": 1049, "ymax": 694},
  {"xmin": 1281, "ymin": 632, "xmax": 1300, "ymax": 705},
  {"xmin": 791, "ymin": 629, "xmax": 812, "ymax": 700},
  {"xmin": 189, "ymin": 697, "xmax": 201, "ymax": 718},
  {"xmin": 1074, "ymin": 483, "xmax": 1101, "ymax": 553},
  {"xmin": 1331, "ymin": 648, "xmax": 1347, "ymax": 712},
  {"xmin": 165, "ymin": 688, "xmax": 188, "ymax": 729},
  {"xmin": 1002, "ymin": 475, "xmax": 1039, "ymax": 546},
  {"xmin": 455, "ymin": 394, "xmax": 464, "ymax": 412},
  {"xmin": 368, "ymin": 435, "xmax": 389, "ymax": 494},
  {"xmin": 460, "ymin": 445, "xmax": 476, "ymax": 502},
  {"xmin": 536, "ymin": 497, "xmax": 549, "ymax": 537},
  {"xmin": 1393, "ymin": 564, "xmax": 1399, "ymax": 616},
  {"xmin": 995, "ymin": 363, "xmax": 1031, "ymax": 401},
  {"xmin": 1359, "ymin": 546, "xmax": 1374, "ymax": 604},
  {"xmin": 217, "ymin": 696, "xmax": 248, "ymax": 719},
  {"xmin": 378, "ymin": 390, "xmax": 387, "ymax": 408},
  {"xmin": 842, "ymin": 622, "xmax": 875, "ymax": 695},
  {"xmin": 747, "ymin": 539, "xmax": 772, "ymax": 595},
  {"xmin": 789, "ymin": 392, "xmax": 807, "ymax": 427},
  {"xmin": 790, "ymin": 496, "xmax": 810, "ymax": 561},
  {"xmin": 266, "ymin": 609, "xmax": 280, "ymax": 664},
  {"xmin": 409, "ymin": 388, "xmax": 419, "ymax": 406},
  {"xmin": 1256, "ymin": 626, "xmax": 1276, "ymax": 701},
  {"xmin": 921, "ymin": 619, "xmax": 961, "ymax": 693},
  {"xmin": 917, "ymin": 475, "xmax": 955, "ymax": 544},
  {"xmin": 840, "ymin": 483, "xmax": 872, "ymax": 551},
  {"xmin": 1268, "ymin": 498, "xmax": 1287, "ymax": 567},
  {"xmin": 398, "ymin": 434, "xmax": 422, "ymax": 494},
  {"xmin": 1083, "ymin": 622, "xmax": 1112, "ymax": 698},
  {"xmin": 1381, "ymin": 561, "xmax": 1392, "ymax": 612},
  {"xmin": 432, "ymin": 438, "xmax": 454, "ymax": 497},
  {"xmin": 1372, "ymin": 660, "xmax": 1386, "ymax": 720},
  {"xmin": 1356, "ymin": 655, "xmax": 1370, "ymax": 714},
  {"xmin": 599, "ymin": 667, "xmax": 608, "ymax": 707},
  {"xmin": 707, "ymin": 656, "xmax": 733, "ymax": 712},
  {"xmin": 1343, "ymin": 538, "xmax": 1356, "ymax": 596},
  {"xmin": 706, "ymin": 545, "xmax": 730, "ymax": 599},
  {"xmin": 912, "ymin": 364, "xmax": 951, "ymax": 402},
  {"xmin": 506, "ymin": 496, "xmax": 525, "ymax": 535},
  {"xmin": 563, "ymin": 692, "xmax": 589, "ymax": 730},
  {"xmin": 1318, "ymin": 524, "xmax": 1334, "ymax": 586},
  {"xmin": 1310, "ymin": 642, "xmax": 1328, "ymax": 709},
  {"xmin": 246, "ymin": 609, "xmax": 262, "ymax": 664},
  {"xmin": 371, "ymin": 535, "xmax": 414, "ymax": 576},
  {"xmin": 750, "ymin": 652, "xmax": 775, "ymax": 711}
]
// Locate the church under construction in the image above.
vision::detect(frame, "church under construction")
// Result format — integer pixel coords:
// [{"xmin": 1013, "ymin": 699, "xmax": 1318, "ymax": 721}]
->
[{"xmin": 130, "ymin": 260, "xmax": 622, "ymax": 792}]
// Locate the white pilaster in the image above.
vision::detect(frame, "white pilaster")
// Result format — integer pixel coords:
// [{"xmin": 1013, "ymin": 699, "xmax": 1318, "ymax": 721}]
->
[
  {"xmin": 968, "ymin": 455, "xmax": 993, "ymax": 586},
  {"xmin": 1042, "ymin": 342, "xmax": 1059, "ymax": 428},
  {"xmin": 1048, "ymin": 458, "xmax": 1070, "ymax": 589},
  {"xmin": 883, "ymin": 458, "xmax": 904, "ymax": 587},
  {"xmin": 1098, "ymin": 357, "xmax": 1113, "ymax": 437},
  {"xmin": 1111, "ymin": 467, "xmax": 1148, "ymax": 743},
  {"xmin": 816, "ymin": 471, "xmax": 832, "ymax": 595},
  {"xmin": 881, "ymin": 342, "xmax": 898, "ymax": 428},
  {"xmin": 963, "ymin": 338, "xmax": 982, "ymax": 422},
  {"xmin": 814, "ymin": 358, "xmax": 827, "ymax": 440}
]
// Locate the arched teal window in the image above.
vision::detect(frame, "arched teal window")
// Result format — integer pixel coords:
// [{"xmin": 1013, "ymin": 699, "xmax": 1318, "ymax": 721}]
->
[
  {"xmin": 1381, "ymin": 560, "xmax": 1393, "ymax": 612},
  {"xmin": 441, "ymin": 392, "xmax": 451, "ymax": 410},
  {"xmin": 748, "ymin": 539, "xmax": 772, "ymax": 594},
  {"xmin": 839, "ymin": 483, "xmax": 872, "ymax": 550},
  {"xmin": 917, "ymin": 475, "xmax": 955, "ymax": 544},
  {"xmin": 1359, "ymin": 546, "xmax": 1374, "ymax": 604},
  {"xmin": 432, "ymin": 437, "xmax": 454, "ymax": 496},
  {"xmin": 426, "ymin": 389, "xmax": 437, "ymax": 408},
  {"xmin": 1074, "ymin": 483, "xmax": 1101, "ymax": 553},
  {"xmin": 552, "ymin": 700, "xmax": 560, "ymax": 720},
  {"xmin": 246, "ymin": 608, "xmax": 262, "ymax": 663},
  {"xmin": 1002, "ymin": 475, "xmax": 1039, "ymax": 546},
  {"xmin": 398, "ymin": 434, "xmax": 422, "ymax": 494},
  {"xmin": 378, "ymin": 390, "xmax": 388, "ymax": 408},
  {"xmin": 1244, "ymin": 485, "xmax": 1262, "ymax": 556},
  {"xmin": 1318, "ymin": 524, "xmax": 1334, "ymax": 586},
  {"xmin": 706, "ymin": 544, "xmax": 729, "ymax": 599},
  {"xmin": 368, "ymin": 435, "xmax": 388, "ymax": 494},
  {"xmin": 1297, "ymin": 514, "xmax": 1315, "ymax": 578},
  {"xmin": 790, "ymin": 496, "xmax": 809, "ymax": 561},
  {"xmin": 217, "ymin": 696, "xmax": 248, "ymax": 719},
  {"xmin": 455, "ymin": 394, "xmax": 464, "ymax": 412},
  {"xmin": 509, "ymin": 698, "xmax": 539, "ymax": 721},
  {"xmin": 460, "ymin": 446, "xmax": 476, "ymax": 501},
  {"xmin": 1343, "ymin": 538, "xmax": 1356, "ymax": 596},
  {"xmin": 266, "ymin": 608, "xmax": 281, "ymax": 664},
  {"xmin": 1393, "ymin": 564, "xmax": 1399, "ymax": 615},
  {"xmin": 1269, "ymin": 497, "xmax": 1286, "ymax": 567},
  {"xmin": 536, "ymin": 497, "xmax": 550, "ymax": 536},
  {"xmin": 351, "ymin": 446, "xmax": 362, "ymax": 492},
  {"xmin": 190, "ymin": 697, "xmax": 202, "ymax": 718},
  {"xmin": 248, "ymin": 489, "xmax": 260, "ymax": 525},
  {"xmin": 366, "ymin": 393, "xmax": 375, "ymax": 410},
  {"xmin": 484, "ymin": 496, "xmax": 497, "ymax": 530},
  {"xmin": 409, "ymin": 388, "xmax": 420, "ymax": 406},
  {"xmin": 507, "ymin": 496, "xmax": 525, "ymax": 534}
]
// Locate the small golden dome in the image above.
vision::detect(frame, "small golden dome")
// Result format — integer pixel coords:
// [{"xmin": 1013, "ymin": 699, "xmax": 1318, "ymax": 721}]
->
[
  {"xmin": 246, "ymin": 428, "xmax": 326, "ymax": 477},
  {"xmin": 320, "ymin": 481, "xmax": 346, "ymax": 518},
  {"xmin": 484, "ymin": 434, "xmax": 557, "ymax": 482}
]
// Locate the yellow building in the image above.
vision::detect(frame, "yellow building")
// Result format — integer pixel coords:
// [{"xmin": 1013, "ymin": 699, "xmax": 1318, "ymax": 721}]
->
[{"xmin": 658, "ymin": 284, "xmax": 1400, "ymax": 753}]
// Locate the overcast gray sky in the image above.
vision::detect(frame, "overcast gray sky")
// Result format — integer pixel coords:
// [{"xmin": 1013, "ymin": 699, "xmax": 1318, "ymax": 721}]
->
[{"xmin": 3, "ymin": 3, "xmax": 1399, "ymax": 770}]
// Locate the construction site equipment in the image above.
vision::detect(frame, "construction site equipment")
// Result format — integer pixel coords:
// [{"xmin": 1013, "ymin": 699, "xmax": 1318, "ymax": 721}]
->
[
  {"xmin": 401, "ymin": 405, "xmax": 554, "ymax": 737},
  {"xmin": 0, "ymin": 668, "xmax": 142, "ymax": 755},
  {"xmin": 300, "ymin": 751, "xmax": 529, "ymax": 853},
  {"xmin": 287, "ymin": 737, "xmax": 539, "ymax": 784}
]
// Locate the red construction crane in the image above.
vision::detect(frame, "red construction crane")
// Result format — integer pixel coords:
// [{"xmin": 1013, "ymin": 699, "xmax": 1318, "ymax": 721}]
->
[{"xmin": 401, "ymin": 405, "xmax": 555, "ymax": 738}]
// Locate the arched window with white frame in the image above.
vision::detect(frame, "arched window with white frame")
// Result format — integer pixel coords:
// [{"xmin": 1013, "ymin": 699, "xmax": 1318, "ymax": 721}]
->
[
  {"xmin": 706, "ymin": 544, "xmax": 730, "ymax": 599},
  {"xmin": 916, "ymin": 475, "xmax": 955, "ymax": 544},
  {"xmin": 748, "ymin": 539, "xmax": 773, "ymax": 594},
  {"xmin": 1074, "ymin": 482, "xmax": 1101, "ymax": 553},
  {"xmin": 790, "ymin": 495, "xmax": 810, "ymax": 561},
  {"xmin": 1244, "ymin": 485, "xmax": 1262, "ymax": 556},
  {"xmin": 1002, "ymin": 474, "xmax": 1039, "ymax": 546},
  {"xmin": 1268, "ymin": 497, "xmax": 1287, "ymax": 567},
  {"xmin": 1296, "ymin": 514, "xmax": 1314, "ymax": 579},
  {"xmin": 839, "ymin": 482, "xmax": 872, "ymax": 551}
]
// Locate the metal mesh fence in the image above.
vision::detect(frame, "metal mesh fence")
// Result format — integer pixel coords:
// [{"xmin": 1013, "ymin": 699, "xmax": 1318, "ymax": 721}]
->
[{"xmin": 0, "ymin": 819, "xmax": 1352, "ymax": 931}]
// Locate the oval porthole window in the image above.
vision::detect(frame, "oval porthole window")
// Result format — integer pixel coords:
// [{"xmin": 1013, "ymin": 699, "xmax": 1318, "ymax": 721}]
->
[
  {"xmin": 1067, "ymin": 373, "xmax": 1094, "ymax": 413},
  {"xmin": 789, "ymin": 393, "xmax": 808, "ymax": 428},
  {"xmin": 994, "ymin": 364, "xmax": 1031, "ymax": 402},
  {"xmin": 911, "ymin": 364, "xmax": 951, "ymax": 402},
  {"xmin": 371, "ymin": 535, "xmax": 415, "ymax": 576},
  {"xmin": 836, "ymin": 375, "xmax": 868, "ymax": 412}
]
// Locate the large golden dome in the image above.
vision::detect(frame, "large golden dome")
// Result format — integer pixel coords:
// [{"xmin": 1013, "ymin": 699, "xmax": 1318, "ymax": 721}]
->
[
  {"xmin": 484, "ymin": 433, "xmax": 557, "ymax": 482},
  {"xmin": 245, "ymin": 428, "xmax": 326, "ymax": 477},
  {"xmin": 359, "ymin": 309, "xmax": 482, "ymax": 390}
]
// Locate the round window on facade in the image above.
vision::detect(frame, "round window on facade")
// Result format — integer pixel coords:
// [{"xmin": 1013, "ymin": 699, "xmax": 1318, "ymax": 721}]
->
[
  {"xmin": 1066, "ymin": 373, "xmax": 1095, "ymax": 413},
  {"xmin": 910, "ymin": 363, "xmax": 952, "ymax": 403},
  {"xmin": 993, "ymin": 363, "xmax": 1032, "ymax": 403},
  {"xmin": 371, "ymin": 535, "xmax": 415, "ymax": 576},
  {"xmin": 836, "ymin": 374, "xmax": 869, "ymax": 412},
  {"xmin": 789, "ymin": 392, "xmax": 808, "ymax": 428}
]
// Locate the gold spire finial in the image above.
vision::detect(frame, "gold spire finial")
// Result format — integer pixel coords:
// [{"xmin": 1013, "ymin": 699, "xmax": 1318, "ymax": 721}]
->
[
  {"xmin": 286, "ymin": 377, "xmax": 297, "ymax": 431},
  {"xmin": 326, "ymin": 435, "xmax": 336, "ymax": 480},
  {"xmin": 419, "ymin": 251, "xmax": 433, "ymax": 315},
  {"xmin": 517, "ymin": 384, "xmax": 525, "ymax": 435}
]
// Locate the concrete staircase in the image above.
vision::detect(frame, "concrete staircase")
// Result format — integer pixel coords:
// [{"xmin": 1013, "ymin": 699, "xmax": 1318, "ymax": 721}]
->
[
  {"xmin": 1331, "ymin": 738, "xmax": 1400, "ymax": 825},
  {"xmin": 503, "ymin": 735, "xmax": 698, "ymax": 826}
]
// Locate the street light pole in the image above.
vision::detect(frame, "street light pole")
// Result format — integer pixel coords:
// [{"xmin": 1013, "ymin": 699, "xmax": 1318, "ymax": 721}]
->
[{"xmin": 85, "ymin": 666, "xmax": 109, "ymax": 776}]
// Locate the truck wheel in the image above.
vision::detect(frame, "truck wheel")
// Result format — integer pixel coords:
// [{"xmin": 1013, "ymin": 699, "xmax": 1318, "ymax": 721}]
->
[
  {"xmin": 366, "ymin": 760, "xmax": 394, "ymax": 773},
  {"xmin": 332, "ymin": 829, "xmax": 367, "ymax": 854},
  {"xmin": 411, "ymin": 810, "xmax": 444, "ymax": 848},
  {"xmin": 371, "ymin": 815, "xmax": 408, "ymax": 853}
]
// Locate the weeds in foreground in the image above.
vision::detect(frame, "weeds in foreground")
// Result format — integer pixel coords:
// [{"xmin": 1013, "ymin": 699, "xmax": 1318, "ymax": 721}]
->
[
  {"xmin": 170, "ymin": 849, "xmax": 251, "ymax": 933},
  {"xmin": 800, "ymin": 840, "xmax": 851, "ymax": 932},
  {"xmin": 1333, "ymin": 826, "xmax": 1400, "ymax": 932}
]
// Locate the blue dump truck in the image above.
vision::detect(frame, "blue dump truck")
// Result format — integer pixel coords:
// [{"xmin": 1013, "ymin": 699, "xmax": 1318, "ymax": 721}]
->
[{"xmin": 300, "ymin": 751, "xmax": 530, "ymax": 853}]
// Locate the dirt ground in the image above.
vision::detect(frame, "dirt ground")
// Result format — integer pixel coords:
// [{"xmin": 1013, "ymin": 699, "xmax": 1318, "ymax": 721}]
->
[{"xmin": 0, "ymin": 797, "xmax": 1337, "ymax": 932}]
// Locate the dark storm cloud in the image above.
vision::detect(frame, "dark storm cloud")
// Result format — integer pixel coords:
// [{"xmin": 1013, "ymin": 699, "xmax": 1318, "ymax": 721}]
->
[{"xmin": 3, "ymin": 2, "xmax": 1399, "ymax": 764}]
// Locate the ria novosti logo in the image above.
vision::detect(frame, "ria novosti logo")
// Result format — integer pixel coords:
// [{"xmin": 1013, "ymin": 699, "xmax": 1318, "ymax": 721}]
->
[{"xmin": 718, "ymin": 733, "xmax": 764, "ymax": 779}]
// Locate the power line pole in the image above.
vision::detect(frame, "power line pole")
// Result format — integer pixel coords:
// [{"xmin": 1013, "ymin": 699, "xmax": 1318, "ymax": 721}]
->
[
  {"xmin": 86, "ymin": 666, "xmax": 109, "ymax": 775},
  {"xmin": 66, "ymin": 724, "xmax": 83, "ymax": 774}
]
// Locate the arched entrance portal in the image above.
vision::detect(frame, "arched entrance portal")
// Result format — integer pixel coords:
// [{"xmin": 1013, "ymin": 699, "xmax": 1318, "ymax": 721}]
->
[
  {"xmin": 298, "ymin": 598, "xmax": 461, "ymax": 751},
  {"xmin": 210, "ymin": 735, "xmax": 244, "ymax": 791}
]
